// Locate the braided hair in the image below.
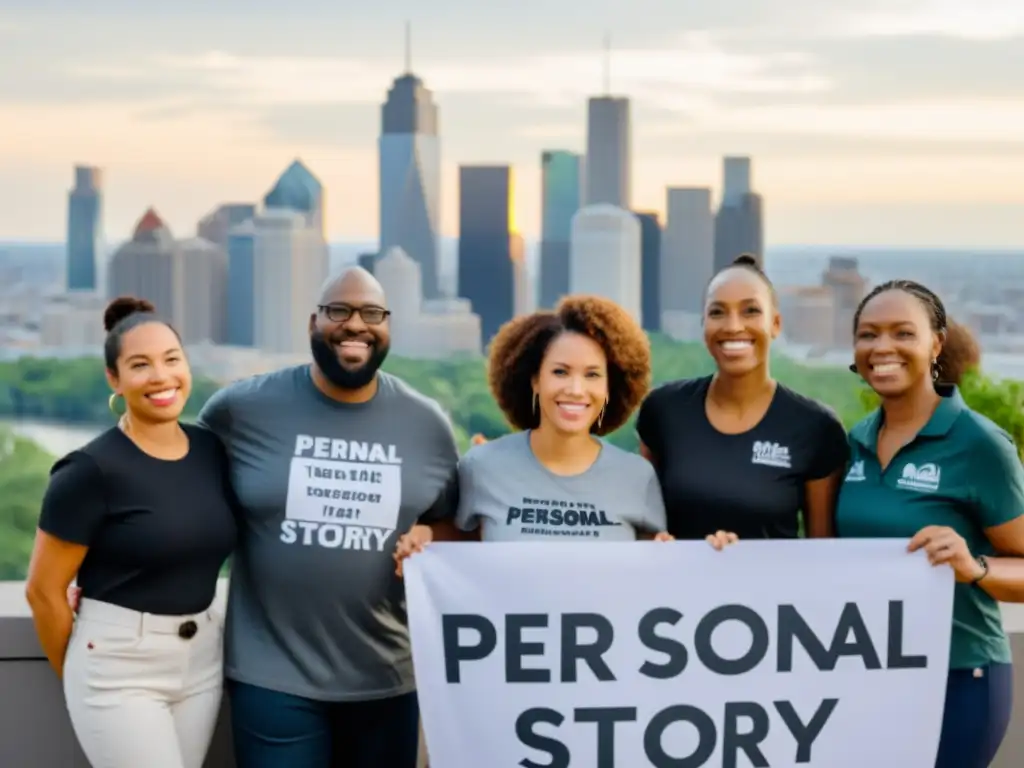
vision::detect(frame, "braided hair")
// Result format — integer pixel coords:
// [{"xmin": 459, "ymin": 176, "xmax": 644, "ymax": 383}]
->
[{"xmin": 851, "ymin": 279, "xmax": 979, "ymax": 385}]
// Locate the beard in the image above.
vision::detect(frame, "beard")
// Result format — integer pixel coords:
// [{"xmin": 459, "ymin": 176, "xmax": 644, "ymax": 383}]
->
[{"xmin": 309, "ymin": 330, "xmax": 390, "ymax": 390}]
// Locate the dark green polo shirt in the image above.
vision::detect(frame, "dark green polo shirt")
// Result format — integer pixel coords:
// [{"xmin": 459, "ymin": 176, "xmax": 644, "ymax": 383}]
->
[{"xmin": 836, "ymin": 385, "xmax": 1024, "ymax": 670}]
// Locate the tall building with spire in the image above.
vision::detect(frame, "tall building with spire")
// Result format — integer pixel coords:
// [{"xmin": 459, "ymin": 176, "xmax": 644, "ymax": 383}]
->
[
  {"xmin": 379, "ymin": 23, "xmax": 442, "ymax": 299},
  {"xmin": 585, "ymin": 35, "xmax": 631, "ymax": 208}
]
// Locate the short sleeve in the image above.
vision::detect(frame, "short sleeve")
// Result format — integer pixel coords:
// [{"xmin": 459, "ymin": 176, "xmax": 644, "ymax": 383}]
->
[
  {"xmin": 416, "ymin": 406, "xmax": 461, "ymax": 524},
  {"xmin": 453, "ymin": 456, "xmax": 480, "ymax": 532},
  {"xmin": 807, "ymin": 408, "xmax": 850, "ymax": 480},
  {"xmin": 195, "ymin": 386, "xmax": 233, "ymax": 441},
  {"xmin": 971, "ymin": 430, "xmax": 1024, "ymax": 529},
  {"xmin": 635, "ymin": 388, "xmax": 665, "ymax": 458},
  {"xmin": 638, "ymin": 467, "xmax": 667, "ymax": 534},
  {"xmin": 418, "ymin": 466, "xmax": 459, "ymax": 524},
  {"xmin": 37, "ymin": 452, "xmax": 108, "ymax": 546}
]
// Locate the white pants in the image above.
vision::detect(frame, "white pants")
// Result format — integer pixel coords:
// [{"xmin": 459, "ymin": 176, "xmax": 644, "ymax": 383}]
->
[{"xmin": 63, "ymin": 598, "xmax": 224, "ymax": 768}]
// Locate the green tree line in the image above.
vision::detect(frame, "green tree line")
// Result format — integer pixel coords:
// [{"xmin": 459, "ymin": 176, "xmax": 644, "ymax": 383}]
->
[{"xmin": 0, "ymin": 336, "xmax": 1020, "ymax": 580}]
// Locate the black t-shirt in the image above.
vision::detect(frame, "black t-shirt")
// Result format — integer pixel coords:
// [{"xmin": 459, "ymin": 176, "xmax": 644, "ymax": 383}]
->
[
  {"xmin": 636, "ymin": 376, "xmax": 850, "ymax": 540},
  {"xmin": 38, "ymin": 424, "xmax": 238, "ymax": 615}
]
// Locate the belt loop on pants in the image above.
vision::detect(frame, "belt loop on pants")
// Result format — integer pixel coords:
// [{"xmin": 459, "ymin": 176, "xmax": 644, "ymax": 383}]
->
[{"xmin": 77, "ymin": 598, "xmax": 213, "ymax": 641}]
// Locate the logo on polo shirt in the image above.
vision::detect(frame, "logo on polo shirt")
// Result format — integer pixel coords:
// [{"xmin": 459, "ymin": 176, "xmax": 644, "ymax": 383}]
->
[
  {"xmin": 751, "ymin": 440, "xmax": 791, "ymax": 468},
  {"xmin": 845, "ymin": 460, "xmax": 865, "ymax": 482},
  {"xmin": 897, "ymin": 462, "xmax": 941, "ymax": 492}
]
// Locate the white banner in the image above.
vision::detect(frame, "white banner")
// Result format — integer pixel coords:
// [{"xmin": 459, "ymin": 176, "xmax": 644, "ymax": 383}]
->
[{"xmin": 406, "ymin": 539, "xmax": 954, "ymax": 768}]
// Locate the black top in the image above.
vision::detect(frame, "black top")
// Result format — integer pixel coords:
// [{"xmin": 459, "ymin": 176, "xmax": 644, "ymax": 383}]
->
[
  {"xmin": 636, "ymin": 376, "xmax": 850, "ymax": 540},
  {"xmin": 38, "ymin": 424, "xmax": 238, "ymax": 615}
]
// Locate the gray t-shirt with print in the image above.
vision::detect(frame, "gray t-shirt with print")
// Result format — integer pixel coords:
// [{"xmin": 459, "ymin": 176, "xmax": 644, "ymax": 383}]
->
[
  {"xmin": 454, "ymin": 431, "xmax": 666, "ymax": 540},
  {"xmin": 197, "ymin": 365, "xmax": 458, "ymax": 701}
]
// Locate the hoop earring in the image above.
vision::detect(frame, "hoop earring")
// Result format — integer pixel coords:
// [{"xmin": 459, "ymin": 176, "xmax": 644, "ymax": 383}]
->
[
  {"xmin": 532, "ymin": 392, "xmax": 538, "ymax": 416},
  {"xmin": 108, "ymin": 392, "xmax": 125, "ymax": 416},
  {"xmin": 597, "ymin": 397, "xmax": 609, "ymax": 429},
  {"xmin": 932, "ymin": 358, "xmax": 939, "ymax": 382}
]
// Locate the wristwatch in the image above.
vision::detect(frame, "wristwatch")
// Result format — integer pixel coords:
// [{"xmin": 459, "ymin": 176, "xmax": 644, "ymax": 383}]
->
[{"xmin": 971, "ymin": 555, "xmax": 990, "ymax": 584}]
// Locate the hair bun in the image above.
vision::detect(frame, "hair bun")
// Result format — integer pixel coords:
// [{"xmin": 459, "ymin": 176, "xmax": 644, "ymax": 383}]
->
[
  {"xmin": 103, "ymin": 296, "xmax": 156, "ymax": 332},
  {"xmin": 732, "ymin": 253, "xmax": 759, "ymax": 268}
]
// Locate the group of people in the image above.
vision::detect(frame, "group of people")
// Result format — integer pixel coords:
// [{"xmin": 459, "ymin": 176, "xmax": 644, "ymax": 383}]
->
[{"xmin": 21, "ymin": 253, "xmax": 1024, "ymax": 768}]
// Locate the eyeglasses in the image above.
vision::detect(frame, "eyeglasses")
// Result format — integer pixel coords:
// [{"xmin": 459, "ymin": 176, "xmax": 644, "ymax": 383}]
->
[{"xmin": 318, "ymin": 304, "xmax": 391, "ymax": 325}]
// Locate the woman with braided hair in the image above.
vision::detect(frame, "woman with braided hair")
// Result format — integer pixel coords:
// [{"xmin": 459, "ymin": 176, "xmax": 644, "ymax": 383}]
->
[{"xmin": 836, "ymin": 279, "xmax": 1024, "ymax": 768}]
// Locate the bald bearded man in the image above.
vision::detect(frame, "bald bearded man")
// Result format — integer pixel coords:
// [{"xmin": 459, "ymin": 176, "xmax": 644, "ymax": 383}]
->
[{"xmin": 197, "ymin": 269, "xmax": 459, "ymax": 767}]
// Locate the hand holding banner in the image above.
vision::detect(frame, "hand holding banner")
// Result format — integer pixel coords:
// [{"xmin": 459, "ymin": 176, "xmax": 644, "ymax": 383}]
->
[{"xmin": 406, "ymin": 539, "xmax": 954, "ymax": 768}]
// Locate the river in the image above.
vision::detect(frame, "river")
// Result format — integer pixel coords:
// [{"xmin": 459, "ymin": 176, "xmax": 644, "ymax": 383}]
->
[{"xmin": 0, "ymin": 418, "xmax": 104, "ymax": 457}]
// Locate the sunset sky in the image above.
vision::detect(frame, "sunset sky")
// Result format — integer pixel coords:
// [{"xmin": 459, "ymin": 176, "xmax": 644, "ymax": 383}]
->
[{"xmin": 1, "ymin": 0, "xmax": 1022, "ymax": 247}]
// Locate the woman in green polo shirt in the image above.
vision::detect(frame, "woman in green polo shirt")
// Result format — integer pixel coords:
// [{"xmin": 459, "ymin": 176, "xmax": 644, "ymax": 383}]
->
[{"xmin": 837, "ymin": 279, "xmax": 1024, "ymax": 768}]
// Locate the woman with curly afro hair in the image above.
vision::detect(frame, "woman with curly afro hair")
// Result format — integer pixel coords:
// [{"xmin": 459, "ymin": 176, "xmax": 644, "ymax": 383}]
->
[
  {"xmin": 394, "ymin": 296, "xmax": 739, "ymax": 571},
  {"xmin": 837, "ymin": 280, "xmax": 1024, "ymax": 768}
]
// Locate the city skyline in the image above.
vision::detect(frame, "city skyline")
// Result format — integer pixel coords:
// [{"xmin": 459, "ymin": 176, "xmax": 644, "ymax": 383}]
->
[{"xmin": 1, "ymin": 0, "xmax": 1023, "ymax": 247}]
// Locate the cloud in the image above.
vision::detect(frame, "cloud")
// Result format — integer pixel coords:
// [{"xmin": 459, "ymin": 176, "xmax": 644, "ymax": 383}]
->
[
  {"xmin": 514, "ymin": 123, "xmax": 583, "ymax": 141},
  {"xmin": 642, "ymin": 98, "xmax": 1024, "ymax": 144},
  {"xmin": 838, "ymin": 0, "xmax": 1024, "ymax": 41},
  {"xmin": 65, "ymin": 31, "xmax": 831, "ymax": 112}
]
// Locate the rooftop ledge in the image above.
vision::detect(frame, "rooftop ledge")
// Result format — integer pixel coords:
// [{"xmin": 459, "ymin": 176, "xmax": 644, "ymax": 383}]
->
[{"xmin": 0, "ymin": 580, "xmax": 1021, "ymax": 767}]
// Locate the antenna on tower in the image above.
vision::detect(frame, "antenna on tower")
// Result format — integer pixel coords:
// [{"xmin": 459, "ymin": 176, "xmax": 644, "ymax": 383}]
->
[
  {"xmin": 602, "ymin": 32, "xmax": 611, "ymax": 94},
  {"xmin": 404, "ymin": 21, "xmax": 412, "ymax": 73}
]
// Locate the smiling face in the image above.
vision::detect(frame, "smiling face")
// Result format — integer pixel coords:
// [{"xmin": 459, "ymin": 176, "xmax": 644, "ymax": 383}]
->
[
  {"xmin": 106, "ymin": 321, "xmax": 191, "ymax": 423},
  {"xmin": 309, "ymin": 271, "xmax": 391, "ymax": 390},
  {"xmin": 533, "ymin": 331, "xmax": 609, "ymax": 435},
  {"xmin": 854, "ymin": 289, "xmax": 942, "ymax": 398},
  {"xmin": 703, "ymin": 268, "xmax": 780, "ymax": 376}
]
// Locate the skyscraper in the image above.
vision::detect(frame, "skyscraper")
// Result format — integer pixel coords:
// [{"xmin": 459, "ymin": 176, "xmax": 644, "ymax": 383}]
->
[
  {"xmin": 714, "ymin": 156, "xmax": 764, "ymax": 270},
  {"xmin": 822, "ymin": 256, "xmax": 866, "ymax": 347},
  {"xmin": 662, "ymin": 188, "xmax": 715, "ymax": 316},
  {"xmin": 252, "ymin": 209, "xmax": 327, "ymax": 355},
  {"xmin": 721, "ymin": 156, "xmax": 752, "ymax": 207},
  {"xmin": 226, "ymin": 220, "xmax": 256, "ymax": 347},
  {"xmin": 197, "ymin": 203, "xmax": 256, "ymax": 249},
  {"xmin": 375, "ymin": 246, "xmax": 422, "ymax": 355},
  {"xmin": 108, "ymin": 208, "xmax": 228, "ymax": 344},
  {"xmin": 264, "ymin": 159, "xmax": 324, "ymax": 234},
  {"xmin": 357, "ymin": 252, "xmax": 378, "ymax": 274},
  {"xmin": 178, "ymin": 236, "xmax": 229, "ymax": 344},
  {"xmin": 66, "ymin": 165, "xmax": 103, "ymax": 293},
  {"xmin": 538, "ymin": 150, "xmax": 582, "ymax": 309},
  {"xmin": 570, "ymin": 205, "xmax": 642, "ymax": 323},
  {"xmin": 108, "ymin": 209, "xmax": 175, "ymax": 319},
  {"xmin": 379, "ymin": 29, "xmax": 442, "ymax": 299},
  {"xmin": 634, "ymin": 211, "xmax": 662, "ymax": 332},
  {"xmin": 585, "ymin": 97, "xmax": 631, "ymax": 207},
  {"xmin": 457, "ymin": 165, "xmax": 518, "ymax": 344}
]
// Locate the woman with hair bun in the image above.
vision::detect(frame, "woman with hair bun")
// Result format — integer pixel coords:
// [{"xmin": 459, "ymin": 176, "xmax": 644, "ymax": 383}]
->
[
  {"xmin": 394, "ymin": 295, "xmax": 735, "ymax": 572},
  {"xmin": 24, "ymin": 297, "xmax": 238, "ymax": 768},
  {"xmin": 836, "ymin": 279, "xmax": 1024, "ymax": 768},
  {"xmin": 636, "ymin": 254, "xmax": 849, "ymax": 543}
]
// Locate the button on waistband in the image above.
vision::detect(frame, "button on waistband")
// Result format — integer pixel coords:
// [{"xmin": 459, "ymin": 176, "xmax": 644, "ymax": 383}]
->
[{"xmin": 178, "ymin": 620, "xmax": 198, "ymax": 640}]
